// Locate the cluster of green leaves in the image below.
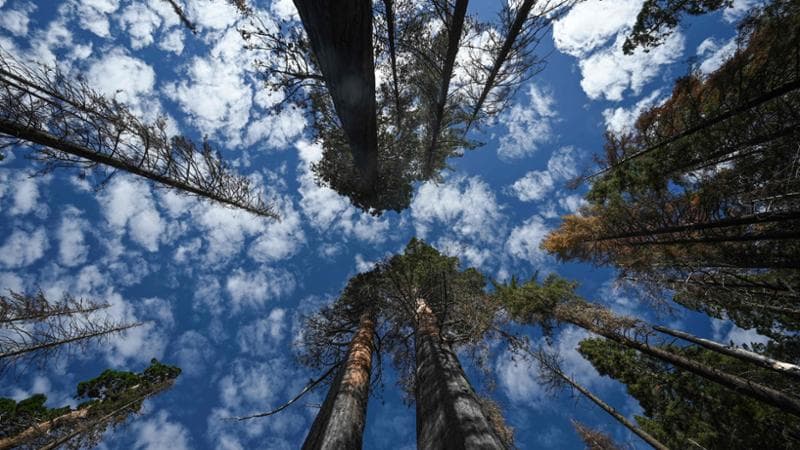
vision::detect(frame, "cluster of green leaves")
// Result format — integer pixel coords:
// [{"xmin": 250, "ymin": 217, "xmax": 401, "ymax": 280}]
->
[
  {"xmin": 0, "ymin": 395, "xmax": 71, "ymax": 439},
  {"xmin": 624, "ymin": 0, "xmax": 733, "ymax": 54},
  {"xmin": 579, "ymin": 338, "xmax": 800, "ymax": 448},
  {"xmin": 491, "ymin": 273, "xmax": 579, "ymax": 335}
]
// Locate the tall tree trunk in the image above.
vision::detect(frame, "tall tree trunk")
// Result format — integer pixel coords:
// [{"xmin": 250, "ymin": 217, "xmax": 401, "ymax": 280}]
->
[
  {"xmin": 0, "ymin": 119, "xmax": 276, "ymax": 218},
  {"xmin": 652, "ymin": 325, "xmax": 800, "ymax": 380},
  {"xmin": 591, "ymin": 78, "xmax": 800, "ymax": 178},
  {"xmin": 591, "ymin": 209, "xmax": 800, "ymax": 242},
  {"xmin": 423, "ymin": 0, "xmax": 468, "ymax": 178},
  {"xmin": 465, "ymin": 0, "xmax": 535, "ymax": 132},
  {"xmin": 556, "ymin": 303, "xmax": 800, "ymax": 417},
  {"xmin": 303, "ymin": 310, "xmax": 375, "ymax": 450},
  {"xmin": 292, "ymin": 0, "xmax": 378, "ymax": 194},
  {"xmin": 382, "ymin": 0, "xmax": 402, "ymax": 128},
  {"xmin": 0, "ymin": 322, "xmax": 141, "ymax": 360},
  {"xmin": 554, "ymin": 366, "xmax": 669, "ymax": 450},
  {"xmin": 415, "ymin": 299, "xmax": 505, "ymax": 449}
]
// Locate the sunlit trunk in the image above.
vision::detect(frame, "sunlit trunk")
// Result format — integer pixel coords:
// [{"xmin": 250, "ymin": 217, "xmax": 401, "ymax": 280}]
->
[
  {"xmin": 303, "ymin": 310, "xmax": 375, "ymax": 450},
  {"xmin": 415, "ymin": 298, "xmax": 505, "ymax": 449}
]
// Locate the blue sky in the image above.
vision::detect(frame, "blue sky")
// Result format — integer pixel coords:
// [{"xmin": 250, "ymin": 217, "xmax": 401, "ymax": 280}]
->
[{"xmin": 0, "ymin": 0, "xmax": 769, "ymax": 448}]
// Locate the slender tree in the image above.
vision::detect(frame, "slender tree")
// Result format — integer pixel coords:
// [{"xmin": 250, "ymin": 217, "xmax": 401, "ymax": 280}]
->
[
  {"xmin": 0, "ymin": 358, "xmax": 181, "ymax": 449},
  {"xmin": 498, "ymin": 331, "xmax": 669, "ymax": 450},
  {"xmin": 579, "ymin": 337, "xmax": 800, "ymax": 449},
  {"xmin": 494, "ymin": 275, "xmax": 800, "ymax": 417},
  {"xmin": 0, "ymin": 50, "xmax": 276, "ymax": 218},
  {"xmin": 0, "ymin": 290, "xmax": 141, "ymax": 373},
  {"xmin": 571, "ymin": 420, "xmax": 625, "ymax": 450}
]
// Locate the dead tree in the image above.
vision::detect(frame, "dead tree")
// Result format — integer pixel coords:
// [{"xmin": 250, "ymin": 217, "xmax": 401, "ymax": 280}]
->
[{"xmin": 0, "ymin": 49, "xmax": 276, "ymax": 218}]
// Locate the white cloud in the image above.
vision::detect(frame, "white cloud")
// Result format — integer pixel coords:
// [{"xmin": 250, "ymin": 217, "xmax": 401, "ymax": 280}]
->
[
  {"xmin": 507, "ymin": 146, "xmax": 577, "ymax": 202},
  {"xmin": 295, "ymin": 140, "xmax": 393, "ymax": 243},
  {"xmin": 158, "ymin": 28, "xmax": 185, "ymax": 54},
  {"xmin": 552, "ymin": 0, "xmax": 643, "ymax": 58},
  {"xmin": 497, "ymin": 84, "xmax": 557, "ymax": 160},
  {"xmin": 132, "ymin": 410, "xmax": 191, "ymax": 450},
  {"xmin": 237, "ymin": 309, "xmax": 287, "ymax": 356},
  {"xmin": 172, "ymin": 330, "xmax": 214, "ymax": 377},
  {"xmin": 185, "ymin": 0, "xmax": 238, "ymax": 31},
  {"xmin": 711, "ymin": 318, "xmax": 770, "ymax": 347},
  {"xmin": 505, "ymin": 216, "xmax": 549, "ymax": 265},
  {"xmin": 0, "ymin": 227, "xmax": 48, "ymax": 268},
  {"xmin": 8, "ymin": 172, "xmax": 45, "ymax": 216},
  {"xmin": 72, "ymin": 0, "xmax": 120, "ymax": 38},
  {"xmin": 98, "ymin": 176, "xmax": 165, "ymax": 252},
  {"xmin": 247, "ymin": 197, "xmax": 306, "ymax": 263},
  {"xmin": 412, "ymin": 175, "xmax": 503, "ymax": 243},
  {"xmin": 164, "ymin": 27, "xmax": 252, "ymax": 143},
  {"xmin": 697, "ymin": 36, "xmax": 737, "ymax": 75},
  {"xmin": 118, "ymin": 3, "xmax": 162, "ymax": 49},
  {"xmin": 579, "ymin": 32, "xmax": 684, "ymax": 101},
  {"xmin": 87, "ymin": 49, "xmax": 157, "ymax": 111},
  {"xmin": 0, "ymin": 1, "xmax": 36, "ymax": 36},
  {"xmin": 724, "ymin": 0, "xmax": 765, "ymax": 23},
  {"xmin": 602, "ymin": 89, "xmax": 663, "ymax": 135},
  {"xmin": 225, "ymin": 267, "xmax": 295, "ymax": 313},
  {"xmin": 57, "ymin": 206, "xmax": 89, "ymax": 267}
]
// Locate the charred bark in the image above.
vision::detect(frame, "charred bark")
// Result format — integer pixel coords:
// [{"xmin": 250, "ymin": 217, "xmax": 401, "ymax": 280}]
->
[{"xmin": 292, "ymin": 0, "xmax": 378, "ymax": 195}]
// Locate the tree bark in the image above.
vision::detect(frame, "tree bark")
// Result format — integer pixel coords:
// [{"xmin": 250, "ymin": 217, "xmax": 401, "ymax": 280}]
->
[
  {"xmin": 415, "ymin": 298, "xmax": 505, "ymax": 450},
  {"xmin": 652, "ymin": 325, "xmax": 800, "ymax": 380},
  {"xmin": 303, "ymin": 310, "xmax": 375, "ymax": 450},
  {"xmin": 556, "ymin": 304, "xmax": 800, "ymax": 417},
  {"xmin": 292, "ymin": 0, "xmax": 378, "ymax": 194}
]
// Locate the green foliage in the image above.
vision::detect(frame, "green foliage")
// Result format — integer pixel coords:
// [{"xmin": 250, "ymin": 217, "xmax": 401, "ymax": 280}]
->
[
  {"xmin": 492, "ymin": 273, "xmax": 579, "ymax": 335},
  {"xmin": 578, "ymin": 338, "xmax": 800, "ymax": 449},
  {"xmin": 624, "ymin": 0, "xmax": 733, "ymax": 54}
]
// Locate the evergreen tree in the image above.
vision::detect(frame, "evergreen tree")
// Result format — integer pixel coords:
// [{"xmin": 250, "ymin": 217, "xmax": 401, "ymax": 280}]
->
[
  {"xmin": 0, "ymin": 358, "xmax": 181, "ymax": 449},
  {"xmin": 578, "ymin": 337, "xmax": 800, "ymax": 449},
  {"xmin": 493, "ymin": 275, "xmax": 800, "ymax": 416}
]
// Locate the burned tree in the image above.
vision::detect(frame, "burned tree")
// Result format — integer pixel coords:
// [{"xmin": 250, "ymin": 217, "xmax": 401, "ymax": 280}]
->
[
  {"xmin": 0, "ymin": 359, "xmax": 181, "ymax": 449},
  {"xmin": 0, "ymin": 50, "xmax": 276, "ymax": 218},
  {"xmin": 0, "ymin": 290, "xmax": 141, "ymax": 374}
]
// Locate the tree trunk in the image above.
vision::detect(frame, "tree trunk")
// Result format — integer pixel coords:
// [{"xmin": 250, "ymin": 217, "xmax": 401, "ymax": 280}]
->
[
  {"xmin": 423, "ymin": 0, "xmax": 468, "ymax": 178},
  {"xmin": 0, "ymin": 322, "xmax": 141, "ymax": 360},
  {"xmin": 0, "ymin": 408, "xmax": 89, "ymax": 450},
  {"xmin": 465, "ymin": 0, "xmax": 534, "ymax": 131},
  {"xmin": 652, "ymin": 325, "xmax": 800, "ymax": 380},
  {"xmin": 0, "ymin": 119, "xmax": 276, "ymax": 218},
  {"xmin": 591, "ymin": 209, "xmax": 800, "ymax": 242},
  {"xmin": 292, "ymin": 0, "xmax": 378, "ymax": 194},
  {"xmin": 556, "ymin": 303, "xmax": 800, "ymax": 417},
  {"xmin": 415, "ymin": 298, "xmax": 505, "ymax": 449},
  {"xmin": 554, "ymin": 366, "xmax": 669, "ymax": 450},
  {"xmin": 303, "ymin": 310, "xmax": 375, "ymax": 450}
]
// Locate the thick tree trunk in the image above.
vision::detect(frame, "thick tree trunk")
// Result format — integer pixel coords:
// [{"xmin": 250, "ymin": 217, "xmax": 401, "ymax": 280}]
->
[
  {"xmin": 557, "ymin": 304, "xmax": 800, "ymax": 417},
  {"xmin": 415, "ymin": 299, "xmax": 505, "ymax": 450},
  {"xmin": 423, "ymin": 0, "xmax": 468, "ymax": 178},
  {"xmin": 652, "ymin": 325, "xmax": 800, "ymax": 380},
  {"xmin": 303, "ymin": 310, "xmax": 375, "ymax": 450},
  {"xmin": 292, "ymin": 0, "xmax": 378, "ymax": 193}
]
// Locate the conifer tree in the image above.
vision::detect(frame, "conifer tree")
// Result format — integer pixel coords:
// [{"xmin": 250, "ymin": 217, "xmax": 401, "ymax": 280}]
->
[
  {"xmin": 578, "ymin": 337, "xmax": 800, "ymax": 449},
  {"xmin": 0, "ymin": 358, "xmax": 181, "ymax": 449}
]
